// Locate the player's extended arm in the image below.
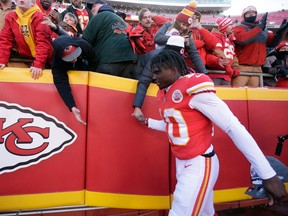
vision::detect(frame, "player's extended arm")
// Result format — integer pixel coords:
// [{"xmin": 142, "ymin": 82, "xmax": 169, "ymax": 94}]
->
[
  {"xmin": 190, "ymin": 92, "xmax": 286, "ymax": 204},
  {"xmin": 190, "ymin": 92, "xmax": 276, "ymax": 179},
  {"xmin": 147, "ymin": 118, "xmax": 166, "ymax": 132}
]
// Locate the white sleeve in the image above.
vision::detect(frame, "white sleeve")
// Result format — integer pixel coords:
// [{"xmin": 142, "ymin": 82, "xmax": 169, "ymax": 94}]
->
[
  {"xmin": 190, "ymin": 92, "xmax": 276, "ymax": 180},
  {"xmin": 147, "ymin": 118, "xmax": 166, "ymax": 132}
]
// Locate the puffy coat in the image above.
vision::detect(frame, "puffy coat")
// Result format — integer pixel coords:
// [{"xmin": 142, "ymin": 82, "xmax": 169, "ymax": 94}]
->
[{"xmin": 0, "ymin": 9, "xmax": 53, "ymax": 68}]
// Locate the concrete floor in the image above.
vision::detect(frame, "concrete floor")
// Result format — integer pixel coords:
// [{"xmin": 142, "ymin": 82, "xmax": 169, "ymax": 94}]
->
[{"xmin": 217, "ymin": 201, "xmax": 288, "ymax": 216}]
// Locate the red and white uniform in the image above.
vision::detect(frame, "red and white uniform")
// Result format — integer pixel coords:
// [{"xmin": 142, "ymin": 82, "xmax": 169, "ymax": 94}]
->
[
  {"xmin": 148, "ymin": 73, "xmax": 276, "ymax": 216},
  {"xmin": 157, "ymin": 73, "xmax": 215, "ymax": 159}
]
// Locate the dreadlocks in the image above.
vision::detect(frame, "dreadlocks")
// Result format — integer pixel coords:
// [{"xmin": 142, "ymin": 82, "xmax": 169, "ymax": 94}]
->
[{"xmin": 150, "ymin": 50, "xmax": 189, "ymax": 76}]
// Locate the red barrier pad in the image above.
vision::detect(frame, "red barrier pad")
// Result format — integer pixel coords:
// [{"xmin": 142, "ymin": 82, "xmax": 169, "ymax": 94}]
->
[
  {"xmin": 247, "ymin": 88, "xmax": 288, "ymax": 165},
  {"xmin": 0, "ymin": 68, "xmax": 88, "ymax": 210},
  {"xmin": 85, "ymin": 73, "xmax": 170, "ymax": 209}
]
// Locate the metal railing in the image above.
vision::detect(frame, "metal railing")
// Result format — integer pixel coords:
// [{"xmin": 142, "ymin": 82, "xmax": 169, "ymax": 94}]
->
[{"xmin": 206, "ymin": 70, "xmax": 274, "ymax": 87}]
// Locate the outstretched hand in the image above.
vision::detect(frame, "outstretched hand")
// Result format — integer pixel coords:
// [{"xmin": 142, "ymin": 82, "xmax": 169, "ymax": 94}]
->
[
  {"xmin": 132, "ymin": 107, "xmax": 146, "ymax": 124},
  {"xmin": 72, "ymin": 107, "xmax": 87, "ymax": 125},
  {"xmin": 41, "ymin": 16, "xmax": 57, "ymax": 30},
  {"xmin": 262, "ymin": 175, "xmax": 287, "ymax": 206},
  {"xmin": 30, "ymin": 66, "xmax": 43, "ymax": 80}
]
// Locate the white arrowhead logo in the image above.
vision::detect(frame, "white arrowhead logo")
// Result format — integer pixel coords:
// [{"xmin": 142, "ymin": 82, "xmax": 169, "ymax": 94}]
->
[{"xmin": 0, "ymin": 101, "xmax": 77, "ymax": 174}]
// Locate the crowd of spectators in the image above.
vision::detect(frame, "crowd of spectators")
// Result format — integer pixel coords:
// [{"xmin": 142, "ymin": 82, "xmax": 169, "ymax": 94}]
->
[{"xmin": 0, "ymin": 0, "xmax": 287, "ymax": 123}]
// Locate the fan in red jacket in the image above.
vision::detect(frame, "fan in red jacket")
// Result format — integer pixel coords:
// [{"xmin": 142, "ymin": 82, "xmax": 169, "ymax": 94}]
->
[
  {"xmin": 206, "ymin": 17, "xmax": 240, "ymax": 86},
  {"xmin": 232, "ymin": 5, "xmax": 288, "ymax": 87},
  {"xmin": 0, "ymin": 0, "xmax": 53, "ymax": 80},
  {"xmin": 186, "ymin": 11, "xmax": 216, "ymax": 67},
  {"xmin": 128, "ymin": 8, "xmax": 157, "ymax": 55}
]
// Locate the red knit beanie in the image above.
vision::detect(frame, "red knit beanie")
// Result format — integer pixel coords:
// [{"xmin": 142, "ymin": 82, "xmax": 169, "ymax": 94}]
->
[
  {"xmin": 176, "ymin": 1, "xmax": 197, "ymax": 25},
  {"xmin": 216, "ymin": 17, "xmax": 234, "ymax": 33},
  {"xmin": 276, "ymin": 41, "xmax": 288, "ymax": 51}
]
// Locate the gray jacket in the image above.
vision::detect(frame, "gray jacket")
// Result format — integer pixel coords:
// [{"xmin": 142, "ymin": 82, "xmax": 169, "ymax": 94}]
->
[{"xmin": 154, "ymin": 22, "xmax": 207, "ymax": 74}]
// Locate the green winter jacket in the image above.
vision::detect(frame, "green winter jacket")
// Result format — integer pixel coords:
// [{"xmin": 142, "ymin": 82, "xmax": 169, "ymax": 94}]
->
[{"xmin": 83, "ymin": 10, "xmax": 136, "ymax": 65}]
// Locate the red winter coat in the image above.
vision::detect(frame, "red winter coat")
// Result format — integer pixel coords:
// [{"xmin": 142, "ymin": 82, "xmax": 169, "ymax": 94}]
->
[
  {"xmin": 233, "ymin": 24, "xmax": 275, "ymax": 66},
  {"xmin": 186, "ymin": 27, "xmax": 217, "ymax": 67},
  {"xmin": 128, "ymin": 23, "xmax": 156, "ymax": 55},
  {"xmin": 276, "ymin": 78, "xmax": 288, "ymax": 88},
  {"xmin": 0, "ymin": 10, "xmax": 53, "ymax": 68}
]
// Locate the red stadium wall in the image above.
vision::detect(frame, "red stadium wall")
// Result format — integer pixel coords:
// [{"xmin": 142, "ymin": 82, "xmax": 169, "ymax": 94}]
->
[
  {"xmin": 0, "ymin": 68, "xmax": 88, "ymax": 210},
  {"xmin": 85, "ymin": 73, "xmax": 170, "ymax": 209},
  {"xmin": 0, "ymin": 68, "xmax": 287, "ymax": 212}
]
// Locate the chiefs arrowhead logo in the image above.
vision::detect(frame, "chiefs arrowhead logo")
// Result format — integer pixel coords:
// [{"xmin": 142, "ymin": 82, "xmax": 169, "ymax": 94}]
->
[{"xmin": 0, "ymin": 101, "xmax": 77, "ymax": 174}]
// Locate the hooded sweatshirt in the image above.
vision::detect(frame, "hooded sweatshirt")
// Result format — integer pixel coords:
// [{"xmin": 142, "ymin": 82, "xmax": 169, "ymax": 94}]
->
[{"xmin": 52, "ymin": 35, "xmax": 96, "ymax": 110}]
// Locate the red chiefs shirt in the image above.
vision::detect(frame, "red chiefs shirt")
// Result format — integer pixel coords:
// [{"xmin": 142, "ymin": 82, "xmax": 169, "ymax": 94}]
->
[
  {"xmin": 157, "ymin": 73, "xmax": 215, "ymax": 159},
  {"xmin": 206, "ymin": 29, "xmax": 236, "ymax": 81},
  {"xmin": 75, "ymin": 8, "xmax": 89, "ymax": 31}
]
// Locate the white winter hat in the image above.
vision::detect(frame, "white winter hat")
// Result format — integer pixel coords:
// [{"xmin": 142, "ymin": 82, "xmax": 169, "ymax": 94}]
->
[{"xmin": 166, "ymin": 36, "xmax": 185, "ymax": 48}]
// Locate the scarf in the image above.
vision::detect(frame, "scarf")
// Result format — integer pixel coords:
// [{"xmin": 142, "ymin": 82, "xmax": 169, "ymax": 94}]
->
[
  {"xmin": 15, "ymin": 5, "xmax": 40, "ymax": 57},
  {"xmin": 241, "ymin": 21, "xmax": 259, "ymax": 28}
]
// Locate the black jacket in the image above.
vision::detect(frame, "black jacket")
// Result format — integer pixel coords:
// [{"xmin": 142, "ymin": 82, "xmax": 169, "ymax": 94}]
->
[{"xmin": 52, "ymin": 35, "xmax": 97, "ymax": 110}]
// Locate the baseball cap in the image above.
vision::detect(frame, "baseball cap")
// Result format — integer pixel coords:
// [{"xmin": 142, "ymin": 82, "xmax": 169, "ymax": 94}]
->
[
  {"xmin": 86, "ymin": 0, "xmax": 107, "ymax": 9},
  {"xmin": 164, "ymin": 36, "xmax": 185, "ymax": 55},
  {"xmin": 62, "ymin": 45, "xmax": 82, "ymax": 62},
  {"xmin": 166, "ymin": 36, "xmax": 185, "ymax": 47}
]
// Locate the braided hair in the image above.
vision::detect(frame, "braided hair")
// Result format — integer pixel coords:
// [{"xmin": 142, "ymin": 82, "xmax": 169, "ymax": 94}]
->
[{"xmin": 150, "ymin": 50, "xmax": 189, "ymax": 76}]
